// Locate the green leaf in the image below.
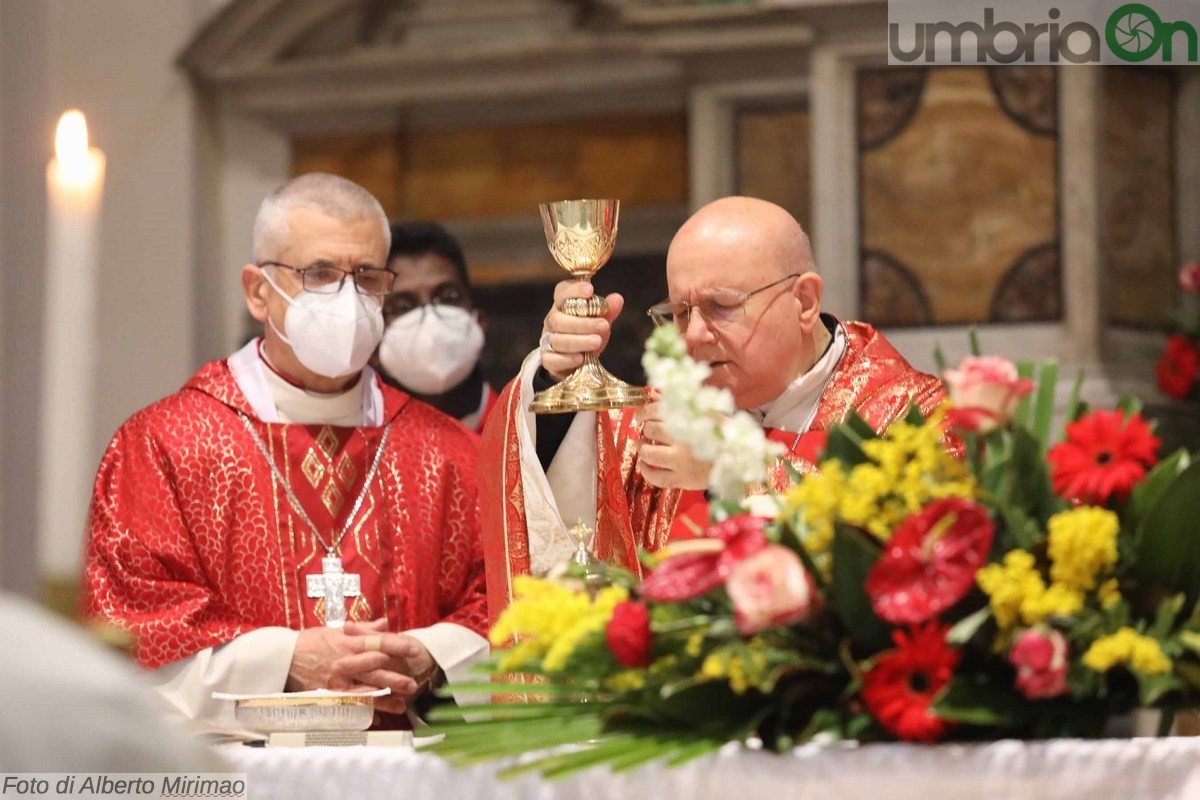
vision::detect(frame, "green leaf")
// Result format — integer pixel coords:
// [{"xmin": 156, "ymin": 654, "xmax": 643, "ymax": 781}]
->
[
  {"xmin": 1133, "ymin": 460, "xmax": 1200, "ymax": 606},
  {"xmin": 1031, "ymin": 361, "xmax": 1058, "ymax": 454},
  {"xmin": 931, "ymin": 674, "xmax": 1030, "ymax": 727},
  {"xmin": 1117, "ymin": 394, "xmax": 1144, "ymax": 417},
  {"xmin": 969, "ymin": 328, "xmax": 982, "ymax": 357},
  {"xmin": 946, "ymin": 606, "xmax": 992, "ymax": 646},
  {"xmin": 933, "ymin": 342, "xmax": 947, "ymax": 375},
  {"xmin": 1173, "ymin": 659, "xmax": 1200, "ymax": 692},
  {"xmin": 822, "ymin": 423, "xmax": 870, "ymax": 467},
  {"xmin": 997, "ymin": 502, "xmax": 1043, "ymax": 551},
  {"xmin": 778, "ymin": 520, "xmax": 828, "ymax": 592},
  {"xmin": 515, "ymin": 735, "xmax": 643, "ymax": 780},
  {"xmin": 1150, "ymin": 595, "xmax": 1185, "ymax": 639},
  {"xmin": 1065, "ymin": 370, "xmax": 1086, "ymax": 426},
  {"xmin": 845, "ymin": 410, "xmax": 879, "ymax": 441},
  {"xmin": 1128, "ymin": 449, "xmax": 1191, "ymax": 530},
  {"xmin": 1013, "ymin": 362, "xmax": 1036, "ymax": 429},
  {"xmin": 1004, "ymin": 427, "xmax": 1063, "ymax": 527},
  {"xmin": 903, "ymin": 404, "xmax": 927, "ymax": 426},
  {"xmin": 665, "ymin": 738, "xmax": 725, "ymax": 767},
  {"xmin": 424, "ymin": 714, "xmax": 608, "ymax": 765},
  {"xmin": 829, "ymin": 524, "xmax": 891, "ymax": 651},
  {"xmin": 1179, "ymin": 631, "xmax": 1200, "ymax": 657},
  {"xmin": 1135, "ymin": 670, "xmax": 1183, "ymax": 707}
]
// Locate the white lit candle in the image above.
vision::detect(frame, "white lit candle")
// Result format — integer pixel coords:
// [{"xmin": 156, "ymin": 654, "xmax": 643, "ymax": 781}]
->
[{"xmin": 39, "ymin": 110, "xmax": 106, "ymax": 584}]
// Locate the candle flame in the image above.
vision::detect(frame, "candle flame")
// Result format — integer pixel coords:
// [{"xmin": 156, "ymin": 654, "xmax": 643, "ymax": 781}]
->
[
  {"xmin": 56, "ymin": 110, "xmax": 90, "ymax": 165},
  {"xmin": 54, "ymin": 110, "xmax": 100, "ymax": 188}
]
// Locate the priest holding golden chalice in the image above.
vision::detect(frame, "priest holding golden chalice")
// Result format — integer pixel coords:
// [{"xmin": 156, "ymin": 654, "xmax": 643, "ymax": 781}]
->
[{"xmin": 480, "ymin": 196, "xmax": 950, "ymax": 624}]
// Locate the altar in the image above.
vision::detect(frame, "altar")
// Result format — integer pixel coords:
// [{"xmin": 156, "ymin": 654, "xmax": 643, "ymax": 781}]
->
[{"xmin": 221, "ymin": 737, "xmax": 1200, "ymax": 800}]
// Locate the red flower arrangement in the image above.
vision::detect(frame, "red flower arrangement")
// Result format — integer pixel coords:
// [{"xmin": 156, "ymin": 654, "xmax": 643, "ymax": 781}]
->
[
  {"xmin": 1157, "ymin": 261, "xmax": 1200, "ymax": 401},
  {"xmin": 1046, "ymin": 410, "xmax": 1159, "ymax": 504},
  {"xmin": 865, "ymin": 498, "xmax": 995, "ymax": 625},
  {"xmin": 1157, "ymin": 335, "xmax": 1200, "ymax": 400},
  {"xmin": 861, "ymin": 623, "xmax": 961, "ymax": 743}
]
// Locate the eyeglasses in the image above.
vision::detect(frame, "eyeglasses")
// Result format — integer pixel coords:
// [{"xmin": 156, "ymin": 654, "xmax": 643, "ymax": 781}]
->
[
  {"xmin": 647, "ymin": 273, "xmax": 801, "ymax": 330},
  {"xmin": 259, "ymin": 261, "xmax": 397, "ymax": 297}
]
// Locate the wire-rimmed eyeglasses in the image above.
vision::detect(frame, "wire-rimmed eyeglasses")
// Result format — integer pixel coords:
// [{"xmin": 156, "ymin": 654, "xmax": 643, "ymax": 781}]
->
[{"xmin": 647, "ymin": 273, "xmax": 801, "ymax": 329}]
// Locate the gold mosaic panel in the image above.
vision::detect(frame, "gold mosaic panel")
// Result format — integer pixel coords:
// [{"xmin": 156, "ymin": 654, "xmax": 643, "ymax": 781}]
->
[
  {"xmin": 292, "ymin": 114, "xmax": 687, "ymax": 221},
  {"xmin": 1103, "ymin": 68, "xmax": 1177, "ymax": 329},
  {"xmin": 736, "ymin": 106, "xmax": 813, "ymax": 237},
  {"xmin": 858, "ymin": 67, "xmax": 1060, "ymax": 326}
]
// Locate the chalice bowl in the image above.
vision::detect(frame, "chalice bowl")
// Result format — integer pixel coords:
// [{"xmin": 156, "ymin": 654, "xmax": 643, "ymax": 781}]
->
[{"xmin": 530, "ymin": 199, "xmax": 650, "ymax": 414}]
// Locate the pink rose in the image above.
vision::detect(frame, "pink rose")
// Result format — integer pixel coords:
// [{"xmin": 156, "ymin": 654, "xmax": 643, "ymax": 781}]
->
[
  {"xmin": 943, "ymin": 356, "xmax": 1035, "ymax": 434},
  {"xmin": 1009, "ymin": 628, "xmax": 1069, "ymax": 700},
  {"xmin": 725, "ymin": 545, "xmax": 820, "ymax": 635},
  {"xmin": 1179, "ymin": 261, "xmax": 1200, "ymax": 294}
]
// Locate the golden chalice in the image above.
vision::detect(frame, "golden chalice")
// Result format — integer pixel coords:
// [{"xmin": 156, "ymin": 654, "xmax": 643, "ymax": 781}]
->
[{"xmin": 530, "ymin": 199, "xmax": 650, "ymax": 414}]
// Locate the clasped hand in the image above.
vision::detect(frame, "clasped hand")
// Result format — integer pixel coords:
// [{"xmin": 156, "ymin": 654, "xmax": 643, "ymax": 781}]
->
[
  {"xmin": 635, "ymin": 401, "xmax": 716, "ymax": 491},
  {"xmin": 286, "ymin": 618, "xmax": 436, "ymax": 715},
  {"xmin": 539, "ymin": 280, "xmax": 624, "ymax": 382}
]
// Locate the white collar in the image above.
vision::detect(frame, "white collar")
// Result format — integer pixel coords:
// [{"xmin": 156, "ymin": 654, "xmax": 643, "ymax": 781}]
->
[
  {"xmin": 751, "ymin": 322, "xmax": 847, "ymax": 433},
  {"xmin": 226, "ymin": 339, "xmax": 385, "ymax": 426}
]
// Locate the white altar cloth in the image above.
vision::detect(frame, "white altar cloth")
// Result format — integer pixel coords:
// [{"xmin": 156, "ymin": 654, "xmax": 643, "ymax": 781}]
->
[{"xmin": 222, "ymin": 736, "xmax": 1200, "ymax": 800}]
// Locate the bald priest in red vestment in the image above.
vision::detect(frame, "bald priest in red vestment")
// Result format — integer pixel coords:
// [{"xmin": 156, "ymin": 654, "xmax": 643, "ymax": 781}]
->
[
  {"xmin": 83, "ymin": 174, "xmax": 488, "ymax": 733},
  {"xmin": 479, "ymin": 197, "xmax": 948, "ymax": 624}
]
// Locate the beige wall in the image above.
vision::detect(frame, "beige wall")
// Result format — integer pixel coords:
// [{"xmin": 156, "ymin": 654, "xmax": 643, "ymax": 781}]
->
[{"xmin": 0, "ymin": 0, "xmax": 224, "ymax": 595}]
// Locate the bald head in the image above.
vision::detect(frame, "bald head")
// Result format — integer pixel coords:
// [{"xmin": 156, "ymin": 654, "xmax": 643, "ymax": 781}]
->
[
  {"xmin": 670, "ymin": 197, "xmax": 814, "ymax": 279},
  {"xmin": 664, "ymin": 196, "xmax": 825, "ymax": 410}
]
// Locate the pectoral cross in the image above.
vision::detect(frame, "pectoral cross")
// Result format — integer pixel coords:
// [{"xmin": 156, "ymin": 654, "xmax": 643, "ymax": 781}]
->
[{"xmin": 306, "ymin": 556, "xmax": 361, "ymax": 628}]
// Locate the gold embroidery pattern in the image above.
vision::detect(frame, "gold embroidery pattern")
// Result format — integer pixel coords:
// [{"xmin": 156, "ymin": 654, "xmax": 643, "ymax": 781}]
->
[
  {"xmin": 336, "ymin": 452, "xmax": 357, "ymax": 486},
  {"xmin": 316, "ymin": 426, "xmax": 339, "ymax": 459},
  {"xmin": 321, "ymin": 481, "xmax": 345, "ymax": 518},
  {"xmin": 302, "ymin": 426, "xmax": 367, "ymax": 518},
  {"xmin": 301, "ymin": 450, "xmax": 326, "ymax": 488}
]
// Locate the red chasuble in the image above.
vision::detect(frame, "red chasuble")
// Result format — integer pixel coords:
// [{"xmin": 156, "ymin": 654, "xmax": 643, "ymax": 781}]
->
[
  {"xmin": 479, "ymin": 320, "xmax": 949, "ymax": 625},
  {"xmin": 83, "ymin": 359, "xmax": 487, "ymax": 670}
]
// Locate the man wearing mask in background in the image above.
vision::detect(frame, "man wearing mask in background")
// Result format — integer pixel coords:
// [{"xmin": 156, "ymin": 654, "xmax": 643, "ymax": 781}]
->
[
  {"xmin": 83, "ymin": 174, "xmax": 488, "ymax": 734},
  {"xmin": 374, "ymin": 221, "xmax": 498, "ymax": 435}
]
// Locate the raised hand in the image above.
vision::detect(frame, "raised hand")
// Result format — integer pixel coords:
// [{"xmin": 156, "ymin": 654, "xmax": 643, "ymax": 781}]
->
[{"xmin": 539, "ymin": 280, "xmax": 624, "ymax": 382}]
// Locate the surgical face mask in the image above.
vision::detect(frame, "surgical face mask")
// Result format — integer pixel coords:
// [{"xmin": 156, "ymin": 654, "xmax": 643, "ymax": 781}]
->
[
  {"xmin": 262, "ymin": 270, "xmax": 384, "ymax": 379},
  {"xmin": 378, "ymin": 305, "xmax": 484, "ymax": 396}
]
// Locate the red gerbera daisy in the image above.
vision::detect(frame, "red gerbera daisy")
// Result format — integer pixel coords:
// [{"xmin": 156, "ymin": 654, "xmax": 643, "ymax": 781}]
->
[
  {"xmin": 860, "ymin": 623, "xmax": 960, "ymax": 743},
  {"xmin": 1046, "ymin": 409, "xmax": 1159, "ymax": 505},
  {"xmin": 865, "ymin": 498, "xmax": 994, "ymax": 625},
  {"xmin": 1157, "ymin": 335, "xmax": 1200, "ymax": 400}
]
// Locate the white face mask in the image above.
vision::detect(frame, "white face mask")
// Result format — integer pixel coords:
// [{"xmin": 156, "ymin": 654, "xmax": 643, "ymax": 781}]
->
[
  {"xmin": 262, "ymin": 270, "xmax": 384, "ymax": 379},
  {"xmin": 378, "ymin": 305, "xmax": 485, "ymax": 396}
]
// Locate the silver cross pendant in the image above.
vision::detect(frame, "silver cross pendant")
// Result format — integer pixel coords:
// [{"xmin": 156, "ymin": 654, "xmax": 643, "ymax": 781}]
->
[{"xmin": 306, "ymin": 556, "xmax": 361, "ymax": 628}]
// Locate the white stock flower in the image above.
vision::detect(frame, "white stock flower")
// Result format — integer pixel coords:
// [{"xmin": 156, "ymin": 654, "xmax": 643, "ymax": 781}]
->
[
  {"xmin": 708, "ymin": 415, "xmax": 786, "ymax": 502},
  {"xmin": 642, "ymin": 326, "xmax": 785, "ymax": 503}
]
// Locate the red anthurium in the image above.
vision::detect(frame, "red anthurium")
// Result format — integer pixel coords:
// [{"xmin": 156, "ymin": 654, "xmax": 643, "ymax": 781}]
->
[
  {"xmin": 1047, "ymin": 409, "xmax": 1159, "ymax": 505},
  {"xmin": 865, "ymin": 498, "xmax": 995, "ymax": 626},
  {"xmin": 861, "ymin": 623, "xmax": 961, "ymax": 743},
  {"xmin": 640, "ymin": 515, "xmax": 769, "ymax": 603}
]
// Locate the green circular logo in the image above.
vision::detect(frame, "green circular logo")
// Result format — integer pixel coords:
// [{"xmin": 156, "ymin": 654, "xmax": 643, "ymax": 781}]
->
[{"xmin": 1106, "ymin": 3, "xmax": 1163, "ymax": 61}]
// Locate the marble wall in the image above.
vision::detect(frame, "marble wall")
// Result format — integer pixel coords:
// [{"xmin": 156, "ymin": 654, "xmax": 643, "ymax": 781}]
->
[{"xmin": 858, "ymin": 66, "xmax": 1060, "ymax": 327}]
